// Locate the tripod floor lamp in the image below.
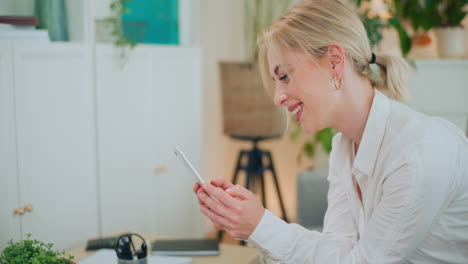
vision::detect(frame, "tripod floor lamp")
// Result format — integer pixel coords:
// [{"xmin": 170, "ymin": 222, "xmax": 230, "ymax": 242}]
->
[{"xmin": 218, "ymin": 62, "xmax": 289, "ymax": 242}]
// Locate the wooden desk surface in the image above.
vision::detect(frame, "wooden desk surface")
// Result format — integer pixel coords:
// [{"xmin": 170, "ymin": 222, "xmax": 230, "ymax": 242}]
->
[{"xmin": 66, "ymin": 235, "xmax": 260, "ymax": 264}]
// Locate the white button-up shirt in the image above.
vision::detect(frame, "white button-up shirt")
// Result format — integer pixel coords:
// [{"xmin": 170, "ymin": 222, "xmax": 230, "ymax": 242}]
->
[{"xmin": 247, "ymin": 90, "xmax": 468, "ymax": 263}]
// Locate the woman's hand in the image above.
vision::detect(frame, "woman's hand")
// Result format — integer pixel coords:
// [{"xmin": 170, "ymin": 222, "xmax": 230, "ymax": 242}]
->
[{"xmin": 193, "ymin": 178, "xmax": 265, "ymax": 240}]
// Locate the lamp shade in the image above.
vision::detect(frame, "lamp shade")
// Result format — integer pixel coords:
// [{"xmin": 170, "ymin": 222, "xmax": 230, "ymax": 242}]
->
[{"xmin": 219, "ymin": 62, "xmax": 287, "ymax": 139}]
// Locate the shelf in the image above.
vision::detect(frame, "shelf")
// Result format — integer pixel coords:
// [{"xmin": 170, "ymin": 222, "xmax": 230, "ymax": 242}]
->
[
  {"xmin": 414, "ymin": 58, "xmax": 468, "ymax": 67},
  {"xmin": 0, "ymin": 0, "xmax": 199, "ymax": 45}
]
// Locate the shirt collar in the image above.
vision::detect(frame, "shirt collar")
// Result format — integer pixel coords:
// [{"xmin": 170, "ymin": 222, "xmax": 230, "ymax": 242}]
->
[{"xmin": 352, "ymin": 89, "xmax": 391, "ymax": 177}]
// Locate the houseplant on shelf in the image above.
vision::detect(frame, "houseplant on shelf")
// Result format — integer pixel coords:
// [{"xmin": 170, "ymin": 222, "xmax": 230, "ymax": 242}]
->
[
  {"xmin": 432, "ymin": 0, "xmax": 468, "ymax": 58},
  {"xmin": 0, "ymin": 234, "xmax": 75, "ymax": 264},
  {"xmin": 387, "ymin": 0, "xmax": 468, "ymax": 58}
]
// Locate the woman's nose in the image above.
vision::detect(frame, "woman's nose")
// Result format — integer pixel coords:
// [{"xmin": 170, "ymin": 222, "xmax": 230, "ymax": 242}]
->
[{"xmin": 274, "ymin": 90, "xmax": 287, "ymax": 106}]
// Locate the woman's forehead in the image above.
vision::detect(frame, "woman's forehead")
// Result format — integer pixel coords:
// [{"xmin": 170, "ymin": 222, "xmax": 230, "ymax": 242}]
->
[{"xmin": 267, "ymin": 49, "xmax": 307, "ymax": 72}]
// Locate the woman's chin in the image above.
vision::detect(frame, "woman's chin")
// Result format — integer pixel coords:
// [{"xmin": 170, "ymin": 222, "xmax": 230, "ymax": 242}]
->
[
  {"xmin": 300, "ymin": 122, "xmax": 315, "ymax": 134},
  {"xmin": 301, "ymin": 121, "xmax": 323, "ymax": 134}
]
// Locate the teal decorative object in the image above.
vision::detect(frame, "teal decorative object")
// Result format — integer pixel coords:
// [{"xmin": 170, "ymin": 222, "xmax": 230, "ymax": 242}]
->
[
  {"xmin": 35, "ymin": 0, "xmax": 69, "ymax": 41},
  {"xmin": 122, "ymin": 0, "xmax": 179, "ymax": 45}
]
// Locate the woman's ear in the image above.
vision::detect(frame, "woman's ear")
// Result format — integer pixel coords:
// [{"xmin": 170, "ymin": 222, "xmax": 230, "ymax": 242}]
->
[{"xmin": 328, "ymin": 44, "xmax": 345, "ymax": 78}]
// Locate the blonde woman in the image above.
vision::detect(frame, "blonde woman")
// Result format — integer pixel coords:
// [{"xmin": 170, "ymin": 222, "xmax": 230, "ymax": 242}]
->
[{"xmin": 194, "ymin": 0, "xmax": 468, "ymax": 262}]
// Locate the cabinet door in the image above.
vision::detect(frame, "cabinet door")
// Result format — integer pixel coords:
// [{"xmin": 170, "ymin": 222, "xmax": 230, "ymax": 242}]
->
[
  {"xmin": 97, "ymin": 45, "xmax": 203, "ymax": 238},
  {"xmin": 0, "ymin": 41, "xmax": 21, "ymax": 250},
  {"xmin": 12, "ymin": 42, "xmax": 98, "ymax": 250},
  {"xmin": 151, "ymin": 49, "xmax": 203, "ymax": 237}
]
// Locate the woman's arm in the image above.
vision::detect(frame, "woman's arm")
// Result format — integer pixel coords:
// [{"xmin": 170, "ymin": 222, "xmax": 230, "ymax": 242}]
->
[
  {"xmin": 322, "ymin": 164, "xmax": 358, "ymax": 242},
  {"xmin": 197, "ymin": 142, "xmax": 453, "ymax": 263},
  {"xmin": 246, "ymin": 142, "xmax": 453, "ymax": 263}
]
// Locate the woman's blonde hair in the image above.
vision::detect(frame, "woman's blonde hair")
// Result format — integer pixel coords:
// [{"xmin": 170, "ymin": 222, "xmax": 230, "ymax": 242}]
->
[{"xmin": 257, "ymin": 0, "xmax": 410, "ymax": 102}]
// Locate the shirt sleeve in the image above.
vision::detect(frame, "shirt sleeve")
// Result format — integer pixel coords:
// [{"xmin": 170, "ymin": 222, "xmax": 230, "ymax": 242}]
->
[
  {"xmin": 323, "ymin": 133, "xmax": 358, "ymax": 241},
  {"xmin": 322, "ymin": 156, "xmax": 358, "ymax": 242},
  {"xmin": 247, "ymin": 142, "xmax": 454, "ymax": 264}
]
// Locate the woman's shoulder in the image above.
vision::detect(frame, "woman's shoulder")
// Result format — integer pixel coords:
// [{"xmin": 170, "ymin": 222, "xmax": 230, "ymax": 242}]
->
[
  {"xmin": 382, "ymin": 100, "xmax": 467, "ymax": 172},
  {"xmin": 388, "ymin": 100, "xmax": 466, "ymax": 145}
]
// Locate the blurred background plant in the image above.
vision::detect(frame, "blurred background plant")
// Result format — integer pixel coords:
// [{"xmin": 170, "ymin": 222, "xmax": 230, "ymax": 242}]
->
[
  {"xmin": 354, "ymin": 0, "xmax": 413, "ymax": 56},
  {"xmin": 291, "ymin": 125, "xmax": 335, "ymax": 165},
  {"xmin": 103, "ymin": 0, "xmax": 137, "ymax": 67},
  {"xmin": 244, "ymin": 0, "xmax": 293, "ymax": 61},
  {"xmin": 433, "ymin": 0, "xmax": 468, "ymax": 27},
  {"xmin": 356, "ymin": 0, "xmax": 468, "ymax": 57},
  {"xmin": 0, "ymin": 234, "xmax": 74, "ymax": 264}
]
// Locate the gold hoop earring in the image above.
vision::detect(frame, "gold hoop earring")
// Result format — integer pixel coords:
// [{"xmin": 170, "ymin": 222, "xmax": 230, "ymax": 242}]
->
[
  {"xmin": 333, "ymin": 76, "xmax": 343, "ymax": 90},
  {"xmin": 333, "ymin": 76, "xmax": 342, "ymax": 90}
]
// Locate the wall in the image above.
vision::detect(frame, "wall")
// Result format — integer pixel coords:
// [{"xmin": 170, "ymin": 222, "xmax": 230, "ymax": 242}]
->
[{"xmin": 0, "ymin": 0, "xmax": 34, "ymax": 16}]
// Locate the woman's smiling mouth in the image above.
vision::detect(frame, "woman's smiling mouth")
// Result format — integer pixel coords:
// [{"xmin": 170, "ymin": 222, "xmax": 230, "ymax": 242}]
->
[{"xmin": 289, "ymin": 102, "xmax": 304, "ymax": 121}]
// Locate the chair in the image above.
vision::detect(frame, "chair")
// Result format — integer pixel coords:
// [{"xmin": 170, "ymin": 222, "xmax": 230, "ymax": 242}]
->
[{"xmin": 296, "ymin": 168, "xmax": 329, "ymax": 231}]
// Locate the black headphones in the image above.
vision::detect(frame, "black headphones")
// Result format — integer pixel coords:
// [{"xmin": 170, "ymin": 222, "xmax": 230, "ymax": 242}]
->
[{"xmin": 115, "ymin": 233, "xmax": 148, "ymax": 260}]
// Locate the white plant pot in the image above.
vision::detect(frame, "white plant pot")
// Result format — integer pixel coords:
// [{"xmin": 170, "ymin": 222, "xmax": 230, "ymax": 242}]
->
[{"xmin": 435, "ymin": 27, "xmax": 466, "ymax": 59}]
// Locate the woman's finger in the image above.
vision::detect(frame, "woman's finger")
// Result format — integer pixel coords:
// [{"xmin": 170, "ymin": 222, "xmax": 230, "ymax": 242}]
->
[
  {"xmin": 199, "ymin": 203, "xmax": 232, "ymax": 228},
  {"xmin": 210, "ymin": 177, "xmax": 234, "ymax": 190},
  {"xmin": 193, "ymin": 182, "xmax": 201, "ymax": 193},
  {"xmin": 197, "ymin": 191, "xmax": 231, "ymax": 217},
  {"xmin": 226, "ymin": 184, "xmax": 254, "ymax": 200},
  {"xmin": 202, "ymin": 183, "xmax": 238, "ymax": 209},
  {"xmin": 213, "ymin": 222, "xmax": 225, "ymax": 231}
]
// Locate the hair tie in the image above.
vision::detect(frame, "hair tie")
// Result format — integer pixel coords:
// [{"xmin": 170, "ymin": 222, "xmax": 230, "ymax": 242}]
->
[{"xmin": 370, "ymin": 53, "xmax": 376, "ymax": 64}]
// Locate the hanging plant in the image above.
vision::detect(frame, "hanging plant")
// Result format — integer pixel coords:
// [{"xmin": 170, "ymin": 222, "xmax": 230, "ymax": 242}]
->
[{"xmin": 103, "ymin": 0, "xmax": 138, "ymax": 67}]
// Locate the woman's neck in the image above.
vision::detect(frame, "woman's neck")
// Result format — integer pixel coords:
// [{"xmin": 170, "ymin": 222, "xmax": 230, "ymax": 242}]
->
[{"xmin": 332, "ymin": 75, "xmax": 375, "ymax": 153}]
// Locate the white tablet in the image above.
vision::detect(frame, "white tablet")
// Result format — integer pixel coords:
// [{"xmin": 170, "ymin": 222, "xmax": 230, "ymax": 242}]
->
[{"xmin": 174, "ymin": 146, "xmax": 205, "ymax": 184}]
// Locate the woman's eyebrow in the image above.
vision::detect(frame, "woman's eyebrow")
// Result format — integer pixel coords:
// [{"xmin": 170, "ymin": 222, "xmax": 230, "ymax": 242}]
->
[
  {"xmin": 274, "ymin": 65, "xmax": 280, "ymax": 76},
  {"xmin": 271, "ymin": 65, "xmax": 280, "ymax": 80},
  {"xmin": 271, "ymin": 64, "xmax": 291, "ymax": 80}
]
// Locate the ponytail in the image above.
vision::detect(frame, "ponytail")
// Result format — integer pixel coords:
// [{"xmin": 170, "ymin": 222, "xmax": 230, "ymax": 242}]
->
[{"xmin": 371, "ymin": 54, "xmax": 411, "ymax": 102}]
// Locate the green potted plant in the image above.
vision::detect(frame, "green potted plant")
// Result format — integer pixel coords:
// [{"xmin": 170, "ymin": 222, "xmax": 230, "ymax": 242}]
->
[
  {"xmin": 0, "ymin": 234, "xmax": 75, "ymax": 264},
  {"xmin": 354, "ymin": 0, "xmax": 413, "ymax": 56},
  {"xmin": 391, "ymin": 0, "xmax": 438, "ymax": 55},
  {"xmin": 388, "ymin": 0, "xmax": 468, "ymax": 58},
  {"xmin": 432, "ymin": 0, "xmax": 468, "ymax": 58}
]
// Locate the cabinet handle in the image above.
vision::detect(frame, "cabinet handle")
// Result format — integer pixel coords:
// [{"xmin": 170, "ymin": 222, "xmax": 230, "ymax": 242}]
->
[
  {"xmin": 13, "ymin": 207, "xmax": 25, "ymax": 216},
  {"xmin": 154, "ymin": 166, "xmax": 168, "ymax": 175},
  {"xmin": 24, "ymin": 204, "xmax": 33, "ymax": 212}
]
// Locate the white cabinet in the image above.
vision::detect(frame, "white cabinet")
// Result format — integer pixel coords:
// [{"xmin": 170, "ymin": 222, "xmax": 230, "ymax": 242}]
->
[
  {"xmin": 0, "ymin": 41, "xmax": 21, "ymax": 247},
  {"xmin": 1, "ymin": 42, "xmax": 204, "ymax": 251},
  {"xmin": 408, "ymin": 60, "xmax": 468, "ymax": 131},
  {"xmin": 0, "ymin": 41, "xmax": 99, "ymax": 250},
  {"xmin": 96, "ymin": 45, "xmax": 203, "ymax": 238}
]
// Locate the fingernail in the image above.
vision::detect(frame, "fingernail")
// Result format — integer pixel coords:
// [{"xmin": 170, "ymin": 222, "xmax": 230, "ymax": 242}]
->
[{"xmin": 226, "ymin": 188, "xmax": 232, "ymax": 192}]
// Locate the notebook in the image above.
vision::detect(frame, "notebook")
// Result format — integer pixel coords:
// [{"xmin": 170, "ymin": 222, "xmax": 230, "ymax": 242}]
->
[{"xmin": 151, "ymin": 239, "xmax": 219, "ymax": 256}]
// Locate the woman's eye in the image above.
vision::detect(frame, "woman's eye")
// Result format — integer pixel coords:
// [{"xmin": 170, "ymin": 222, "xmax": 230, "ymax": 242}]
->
[{"xmin": 279, "ymin": 74, "xmax": 288, "ymax": 82}]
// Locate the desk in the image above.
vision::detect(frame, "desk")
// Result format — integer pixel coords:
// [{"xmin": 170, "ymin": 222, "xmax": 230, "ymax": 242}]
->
[{"xmin": 66, "ymin": 235, "xmax": 260, "ymax": 264}]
